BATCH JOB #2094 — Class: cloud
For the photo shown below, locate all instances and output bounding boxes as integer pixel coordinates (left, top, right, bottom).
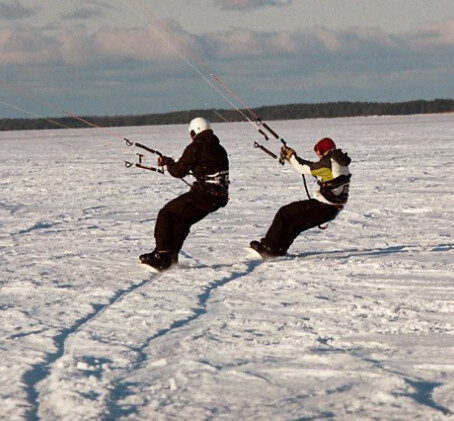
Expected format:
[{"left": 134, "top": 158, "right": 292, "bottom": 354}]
[
  {"left": 406, "top": 19, "right": 454, "bottom": 49},
  {"left": 0, "top": 1, "right": 39, "bottom": 20},
  {"left": 1, "top": 18, "right": 452, "bottom": 116},
  {"left": 61, "top": 2, "right": 115, "bottom": 21},
  {"left": 90, "top": 0, "right": 115, "bottom": 8},
  {"left": 61, "top": 7, "right": 105, "bottom": 21},
  {"left": 203, "top": 26, "right": 402, "bottom": 61},
  {"left": 1, "top": 19, "right": 453, "bottom": 69},
  {"left": 0, "top": 27, "right": 60, "bottom": 65},
  {"left": 0, "top": 21, "right": 202, "bottom": 67},
  {"left": 216, "top": 0, "right": 292, "bottom": 11}
]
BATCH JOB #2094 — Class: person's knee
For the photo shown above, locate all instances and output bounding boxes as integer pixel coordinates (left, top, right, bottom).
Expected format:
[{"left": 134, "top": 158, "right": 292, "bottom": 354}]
[
  {"left": 158, "top": 204, "right": 177, "bottom": 222},
  {"left": 276, "top": 205, "right": 292, "bottom": 221}
]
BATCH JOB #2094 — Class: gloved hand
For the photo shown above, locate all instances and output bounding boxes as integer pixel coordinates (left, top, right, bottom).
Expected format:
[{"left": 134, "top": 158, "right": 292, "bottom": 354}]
[
  {"left": 280, "top": 145, "right": 295, "bottom": 162},
  {"left": 157, "top": 156, "right": 173, "bottom": 167}
]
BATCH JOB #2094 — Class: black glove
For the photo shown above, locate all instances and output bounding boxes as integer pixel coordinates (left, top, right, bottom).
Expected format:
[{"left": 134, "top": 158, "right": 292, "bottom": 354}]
[
  {"left": 279, "top": 146, "right": 295, "bottom": 162},
  {"left": 157, "top": 156, "right": 174, "bottom": 167},
  {"left": 297, "top": 157, "right": 311, "bottom": 166}
]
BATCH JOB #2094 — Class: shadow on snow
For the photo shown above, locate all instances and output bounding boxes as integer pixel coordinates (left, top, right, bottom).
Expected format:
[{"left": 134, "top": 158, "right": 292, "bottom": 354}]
[{"left": 104, "top": 259, "right": 262, "bottom": 419}]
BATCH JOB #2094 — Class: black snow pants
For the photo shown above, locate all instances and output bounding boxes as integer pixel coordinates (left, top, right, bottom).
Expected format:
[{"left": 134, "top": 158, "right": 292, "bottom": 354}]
[
  {"left": 154, "top": 189, "right": 228, "bottom": 256},
  {"left": 262, "top": 199, "right": 340, "bottom": 254}
]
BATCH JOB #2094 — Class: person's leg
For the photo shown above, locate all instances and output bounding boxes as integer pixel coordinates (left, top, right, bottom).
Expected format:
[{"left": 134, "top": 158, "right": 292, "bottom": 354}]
[
  {"left": 154, "top": 192, "right": 191, "bottom": 251},
  {"left": 157, "top": 191, "right": 219, "bottom": 258},
  {"left": 170, "top": 206, "right": 211, "bottom": 258},
  {"left": 261, "top": 199, "right": 339, "bottom": 254},
  {"left": 139, "top": 193, "right": 192, "bottom": 270},
  {"left": 142, "top": 191, "right": 225, "bottom": 269}
]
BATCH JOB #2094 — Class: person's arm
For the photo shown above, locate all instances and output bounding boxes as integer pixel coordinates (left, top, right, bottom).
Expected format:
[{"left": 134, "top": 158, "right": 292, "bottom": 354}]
[
  {"left": 161, "top": 143, "right": 196, "bottom": 178},
  {"left": 291, "top": 155, "right": 333, "bottom": 182},
  {"left": 288, "top": 154, "right": 313, "bottom": 175},
  {"left": 281, "top": 145, "right": 332, "bottom": 180}
]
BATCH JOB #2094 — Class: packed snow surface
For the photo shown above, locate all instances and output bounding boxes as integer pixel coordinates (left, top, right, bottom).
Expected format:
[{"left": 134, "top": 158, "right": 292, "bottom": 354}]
[{"left": 1, "top": 114, "right": 453, "bottom": 420}]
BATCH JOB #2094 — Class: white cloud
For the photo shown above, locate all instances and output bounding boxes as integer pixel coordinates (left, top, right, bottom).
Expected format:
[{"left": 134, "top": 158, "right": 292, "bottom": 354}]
[
  {"left": 60, "top": 2, "right": 115, "bottom": 21},
  {"left": 406, "top": 19, "right": 454, "bottom": 49},
  {"left": 0, "top": 1, "right": 39, "bottom": 20},
  {"left": 1, "top": 19, "right": 453, "bottom": 68},
  {"left": 0, "top": 21, "right": 202, "bottom": 66},
  {"left": 216, "top": 0, "right": 292, "bottom": 11},
  {"left": 0, "top": 27, "right": 59, "bottom": 65},
  {"left": 204, "top": 26, "right": 404, "bottom": 60},
  {"left": 1, "top": 18, "right": 452, "bottom": 117},
  {"left": 61, "top": 7, "right": 105, "bottom": 21}
]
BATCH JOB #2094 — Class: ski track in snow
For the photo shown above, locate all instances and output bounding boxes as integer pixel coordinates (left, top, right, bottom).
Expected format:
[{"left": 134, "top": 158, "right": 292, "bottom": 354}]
[
  {"left": 23, "top": 256, "right": 263, "bottom": 420},
  {"left": 1, "top": 115, "right": 454, "bottom": 420},
  {"left": 104, "top": 258, "right": 263, "bottom": 419},
  {"left": 22, "top": 275, "right": 153, "bottom": 421}
]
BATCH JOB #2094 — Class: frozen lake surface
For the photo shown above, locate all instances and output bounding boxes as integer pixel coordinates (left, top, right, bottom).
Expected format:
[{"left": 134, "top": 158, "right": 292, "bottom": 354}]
[{"left": 1, "top": 114, "right": 454, "bottom": 420}]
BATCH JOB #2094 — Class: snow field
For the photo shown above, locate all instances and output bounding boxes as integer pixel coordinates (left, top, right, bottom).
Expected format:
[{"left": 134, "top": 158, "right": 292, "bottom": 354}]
[{"left": 1, "top": 114, "right": 453, "bottom": 420}]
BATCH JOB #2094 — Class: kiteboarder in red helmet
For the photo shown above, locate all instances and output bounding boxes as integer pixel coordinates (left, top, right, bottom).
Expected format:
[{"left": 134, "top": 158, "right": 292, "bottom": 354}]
[{"left": 250, "top": 137, "right": 351, "bottom": 258}]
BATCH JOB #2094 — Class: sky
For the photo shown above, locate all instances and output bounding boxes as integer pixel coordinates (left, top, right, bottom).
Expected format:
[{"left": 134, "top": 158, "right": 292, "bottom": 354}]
[{"left": 0, "top": 0, "right": 453, "bottom": 119}]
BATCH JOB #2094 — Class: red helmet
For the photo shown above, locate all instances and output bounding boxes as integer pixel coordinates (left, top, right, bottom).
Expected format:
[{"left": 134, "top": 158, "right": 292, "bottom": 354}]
[{"left": 314, "top": 137, "right": 336, "bottom": 155}]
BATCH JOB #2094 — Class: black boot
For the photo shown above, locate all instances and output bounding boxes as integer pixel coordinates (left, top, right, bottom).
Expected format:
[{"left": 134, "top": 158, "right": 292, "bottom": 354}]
[
  {"left": 139, "top": 250, "right": 173, "bottom": 271},
  {"left": 250, "top": 240, "right": 285, "bottom": 259},
  {"left": 170, "top": 252, "right": 179, "bottom": 265},
  {"left": 249, "top": 240, "right": 276, "bottom": 259}
]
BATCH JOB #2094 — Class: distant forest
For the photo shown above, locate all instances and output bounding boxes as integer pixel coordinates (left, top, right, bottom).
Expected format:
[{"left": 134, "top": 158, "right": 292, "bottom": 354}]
[{"left": 0, "top": 99, "right": 453, "bottom": 131}]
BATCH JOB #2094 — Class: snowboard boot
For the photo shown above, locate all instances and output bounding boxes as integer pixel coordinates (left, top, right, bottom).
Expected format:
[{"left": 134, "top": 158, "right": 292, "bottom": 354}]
[
  {"left": 139, "top": 250, "right": 173, "bottom": 271},
  {"left": 249, "top": 240, "right": 283, "bottom": 259},
  {"left": 170, "top": 252, "right": 179, "bottom": 265}
]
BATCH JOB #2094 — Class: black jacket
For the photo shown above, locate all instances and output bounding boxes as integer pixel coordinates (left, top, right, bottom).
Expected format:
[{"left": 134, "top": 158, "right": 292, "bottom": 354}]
[{"left": 164, "top": 130, "right": 229, "bottom": 196}]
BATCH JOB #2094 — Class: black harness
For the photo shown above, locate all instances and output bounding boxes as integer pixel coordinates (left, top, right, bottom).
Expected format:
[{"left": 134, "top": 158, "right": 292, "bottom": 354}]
[
  {"left": 318, "top": 174, "right": 351, "bottom": 205},
  {"left": 198, "top": 170, "right": 230, "bottom": 189}
]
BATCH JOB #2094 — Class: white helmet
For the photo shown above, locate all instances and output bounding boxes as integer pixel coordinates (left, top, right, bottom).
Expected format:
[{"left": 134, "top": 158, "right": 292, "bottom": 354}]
[{"left": 188, "top": 117, "right": 210, "bottom": 138}]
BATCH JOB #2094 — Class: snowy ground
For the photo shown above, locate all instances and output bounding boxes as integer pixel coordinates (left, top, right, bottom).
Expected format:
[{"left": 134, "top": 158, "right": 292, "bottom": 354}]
[{"left": 1, "top": 114, "right": 453, "bottom": 420}]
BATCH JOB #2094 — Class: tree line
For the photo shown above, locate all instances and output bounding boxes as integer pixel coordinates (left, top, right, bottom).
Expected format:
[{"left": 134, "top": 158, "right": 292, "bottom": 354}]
[{"left": 1, "top": 98, "right": 453, "bottom": 132}]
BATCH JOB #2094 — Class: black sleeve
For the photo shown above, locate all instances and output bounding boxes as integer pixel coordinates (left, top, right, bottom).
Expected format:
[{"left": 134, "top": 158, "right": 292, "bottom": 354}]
[
  {"left": 166, "top": 143, "right": 197, "bottom": 178},
  {"left": 294, "top": 155, "right": 312, "bottom": 166}
]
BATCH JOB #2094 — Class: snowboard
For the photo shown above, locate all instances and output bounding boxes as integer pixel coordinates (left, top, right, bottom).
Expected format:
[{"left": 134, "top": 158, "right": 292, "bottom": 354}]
[
  {"left": 139, "top": 261, "right": 160, "bottom": 273},
  {"left": 244, "top": 246, "right": 265, "bottom": 260}
]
